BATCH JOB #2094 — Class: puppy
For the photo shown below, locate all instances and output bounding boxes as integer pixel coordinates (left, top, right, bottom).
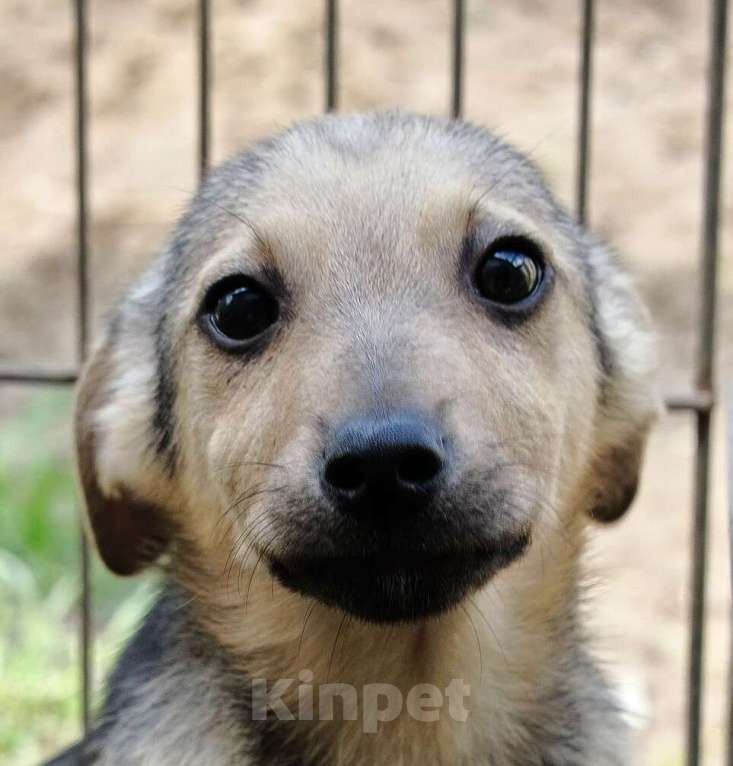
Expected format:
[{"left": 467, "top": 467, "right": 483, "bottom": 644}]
[{"left": 51, "top": 112, "right": 658, "bottom": 766}]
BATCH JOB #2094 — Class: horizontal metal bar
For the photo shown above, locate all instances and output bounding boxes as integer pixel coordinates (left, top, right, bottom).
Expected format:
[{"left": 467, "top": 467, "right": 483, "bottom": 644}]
[
  {"left": 0, "top": 373, "right": 718, "bottom": 414},
  {"left": 0, "top": 369, "right": 79, "bottom": 385},
  {"left": 666, "top": 391, "right": 716, "bottom": 413}
]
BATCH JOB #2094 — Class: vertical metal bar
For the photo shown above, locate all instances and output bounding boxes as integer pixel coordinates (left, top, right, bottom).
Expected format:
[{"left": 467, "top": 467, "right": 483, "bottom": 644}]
[
  {"left": 73, "top": 0, "right": 92, "bottom": 734},
  {"left": 325, "top": 0, "right": 338, "bottom": 111},
  {"left": 689, "top": 412, "right": 712, "bottom": 766},
  {"left": 450, "top": 0, "right": 465, "bottom": 119},
  {"left": 696, "top": 0, "right": 727, "bottom": 394},
  {"left": 687, "top": 1, "right": 728, "bottom": 764},
  {"left": 198, "top": 0, "right": 211, "bottom": 179},
  {"left": 727, "top": 388, "right": 733, "bottom": 766},
  {"left": 575, "top": 0, "right": 594, "bottom": 225}
]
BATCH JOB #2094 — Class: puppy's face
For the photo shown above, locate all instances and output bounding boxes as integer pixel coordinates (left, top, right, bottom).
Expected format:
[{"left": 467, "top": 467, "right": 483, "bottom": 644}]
[{"left": 76, "top": 115, "right": 658, "bottom": 623}]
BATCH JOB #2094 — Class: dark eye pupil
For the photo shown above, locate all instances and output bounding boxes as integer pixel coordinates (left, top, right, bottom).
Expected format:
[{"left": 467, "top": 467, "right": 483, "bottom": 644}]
[
  {"left": 476, "top": 248, "right": 541, "bottom": 305},
  {"left": 212, "top": 285, "right": 279, "bottom": 341}
]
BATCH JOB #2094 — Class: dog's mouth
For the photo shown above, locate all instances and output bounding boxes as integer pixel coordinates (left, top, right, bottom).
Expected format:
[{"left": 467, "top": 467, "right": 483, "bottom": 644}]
[{"left": 268, "top": 533, "right": 530, "bottom": 623}]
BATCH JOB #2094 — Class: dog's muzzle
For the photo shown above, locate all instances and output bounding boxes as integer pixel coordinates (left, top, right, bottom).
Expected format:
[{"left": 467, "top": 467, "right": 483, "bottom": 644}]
[{"left": 268, "top": 409, "right": 530, "bottom": 623}]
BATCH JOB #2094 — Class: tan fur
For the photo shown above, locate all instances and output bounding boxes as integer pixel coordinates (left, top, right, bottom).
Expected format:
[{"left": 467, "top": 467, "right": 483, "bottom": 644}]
[{"left": 66, "top": 113, "right": 659, "bottom": 766}]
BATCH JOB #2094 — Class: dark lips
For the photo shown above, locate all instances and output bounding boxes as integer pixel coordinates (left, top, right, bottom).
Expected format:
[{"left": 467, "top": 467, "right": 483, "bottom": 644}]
[{"left": 268, "top": 533, "right": 530, "bottom": 623}]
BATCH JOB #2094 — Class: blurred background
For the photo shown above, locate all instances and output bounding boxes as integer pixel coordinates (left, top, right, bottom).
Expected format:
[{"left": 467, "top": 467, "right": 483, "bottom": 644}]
[{"left": 1, "top": 0, "right": 731, "bottom": 763}]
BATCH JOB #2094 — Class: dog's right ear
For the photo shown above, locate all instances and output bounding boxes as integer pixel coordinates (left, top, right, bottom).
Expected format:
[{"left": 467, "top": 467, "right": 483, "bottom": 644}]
[
  {"left": 579, "top": 236, "right": 661, "bottom": 524},
  {"left": 75, "top": 292, "right": 176, "bottom": 576}
]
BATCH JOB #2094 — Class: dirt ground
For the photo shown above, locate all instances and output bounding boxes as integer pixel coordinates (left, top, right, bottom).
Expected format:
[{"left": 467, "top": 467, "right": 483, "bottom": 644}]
[{"left": 2, "top": 0, "right": 732, "bottom": 763}]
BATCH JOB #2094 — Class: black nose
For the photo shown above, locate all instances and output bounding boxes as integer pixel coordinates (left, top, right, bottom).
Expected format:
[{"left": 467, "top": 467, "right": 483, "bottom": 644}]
[{"left": 322, "top": 411, "right": 448, "bottom": 517}]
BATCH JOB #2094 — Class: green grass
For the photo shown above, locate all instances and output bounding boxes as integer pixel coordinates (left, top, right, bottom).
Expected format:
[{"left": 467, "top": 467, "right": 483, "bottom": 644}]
[{"left": 0, "top": 391, "right": 157, "bottom": 764}]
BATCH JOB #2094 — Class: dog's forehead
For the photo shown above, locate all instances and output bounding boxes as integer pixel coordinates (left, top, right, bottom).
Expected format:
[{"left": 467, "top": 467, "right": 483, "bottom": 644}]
[
  {"left": 183, "top": 115, "right": 574, "bottom": 291},
  {"left": 250, "top": 148, "right": 472, "bottom": 275},
  {"left": 259, "top": 120, "right": 547, "bottom": 229}
]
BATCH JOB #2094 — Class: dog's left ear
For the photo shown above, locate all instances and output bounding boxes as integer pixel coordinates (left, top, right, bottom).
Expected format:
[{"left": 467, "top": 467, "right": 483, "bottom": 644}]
[{"left": 580, "top": 237, "right": 661, "bottom": 524}]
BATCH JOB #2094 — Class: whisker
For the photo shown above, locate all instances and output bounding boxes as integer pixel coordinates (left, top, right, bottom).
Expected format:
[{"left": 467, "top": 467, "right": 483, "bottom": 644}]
[
  {"left": 242, "top": 537, "right": 274, "bottom": 613},
  {"left": 224, "top": 509, "right": 277, "bottom": 588},
  {"left": 467, "top": 595, "right": 507, "bottom": 667},
  {"left": 296, "top": 600, "right": 318, "bottom": 660},
  {"left": 221, "top": 486, "right": 289, "bottom": 549},
  {"left": 222, "top": 505, "right": 272, "bottom": 579},
  {"left": 215, "top": 482, "right": 267, "bottom": 536},
  {"left": 210, "top": 460, "right": 288, "bottom": 476},
  {"left": 327, "top": 614, "right": 349, "bottom": 682}
]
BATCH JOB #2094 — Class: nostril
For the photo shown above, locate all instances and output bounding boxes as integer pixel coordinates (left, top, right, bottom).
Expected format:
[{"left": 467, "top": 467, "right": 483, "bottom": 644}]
[
  {"left": 325, "top": 455, "right": 366, "bottom": 493},
  {"left": 396, "top": 447, "right": 443, "bottom": 486}
]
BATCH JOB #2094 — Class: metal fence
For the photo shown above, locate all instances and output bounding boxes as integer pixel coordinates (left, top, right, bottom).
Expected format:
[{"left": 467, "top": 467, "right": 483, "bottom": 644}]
[{"left": 0, "top": 1, "right": 728, "bottom": 764}]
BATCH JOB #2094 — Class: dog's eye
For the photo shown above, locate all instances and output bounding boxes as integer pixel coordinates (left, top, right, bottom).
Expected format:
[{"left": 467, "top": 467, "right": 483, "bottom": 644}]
[
  {"left": 474, "top": 238, "right": 544, "bottom": 306},
  {"left": 203, "top": 277, "right": 279, "bottom": 346}
]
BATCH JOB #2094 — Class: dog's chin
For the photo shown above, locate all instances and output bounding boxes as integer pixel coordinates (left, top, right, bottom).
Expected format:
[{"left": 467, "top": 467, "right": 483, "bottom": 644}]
[{"left": 268, "top": 534, "right": 530, "bottom": 623}]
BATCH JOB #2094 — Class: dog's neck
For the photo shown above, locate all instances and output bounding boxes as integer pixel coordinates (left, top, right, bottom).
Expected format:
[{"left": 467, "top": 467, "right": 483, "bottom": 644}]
[{"left": 169, "top": 513, "right": 622, "bottom": 765}]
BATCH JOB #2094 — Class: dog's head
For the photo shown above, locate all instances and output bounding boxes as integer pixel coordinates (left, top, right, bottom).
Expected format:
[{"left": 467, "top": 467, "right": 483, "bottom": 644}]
[{"left": 75, "top": 113, "right": 658, "bottom": 623}]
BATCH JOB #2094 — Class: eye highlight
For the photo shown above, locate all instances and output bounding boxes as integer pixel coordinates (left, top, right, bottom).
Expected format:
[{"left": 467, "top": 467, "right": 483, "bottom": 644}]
[
  {"left": 200, "top": 276, "right": 279, "bottom": 349},
  {"left": 474, "top": 237, "right": 545, "bottom": 307}
]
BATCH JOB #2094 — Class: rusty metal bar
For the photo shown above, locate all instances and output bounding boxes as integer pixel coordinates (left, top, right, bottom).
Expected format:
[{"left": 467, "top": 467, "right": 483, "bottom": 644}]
[
  {"left": 325, "top": 0, "right": 338, "bottom": 111},
  {"left": 198, "top": 0, "right": 210, "bottom": 179},
  {"left": 451, "top": 0, "right": 465, "bottom": 119},
  {"left": 687, "top": 0, "right": 728, "bottom": 763},
  {"left": 576, "top": 0, "right": 594, "bottom": 224},
  {"left": 73, "top": 0, "right": 92, "bottom": 734},
  {"left": 727, "top": 388, "right": 733, "bottom": 765}
]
